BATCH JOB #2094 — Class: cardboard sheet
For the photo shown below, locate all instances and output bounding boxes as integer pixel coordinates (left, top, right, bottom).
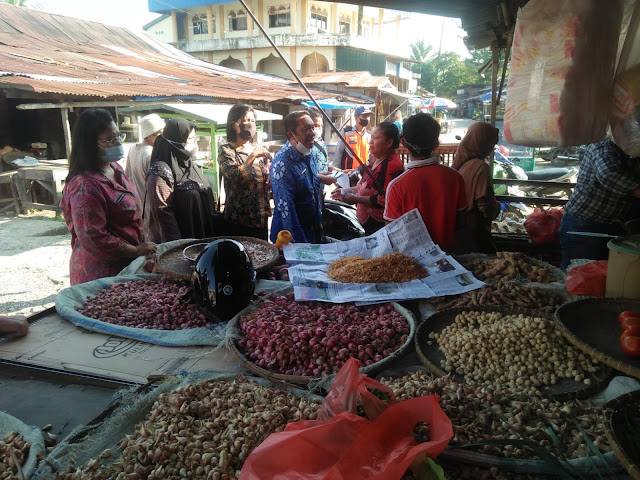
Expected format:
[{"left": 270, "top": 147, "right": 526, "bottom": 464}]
[{"left": 0, "top": 311, "right": 243, "bottom": 384}]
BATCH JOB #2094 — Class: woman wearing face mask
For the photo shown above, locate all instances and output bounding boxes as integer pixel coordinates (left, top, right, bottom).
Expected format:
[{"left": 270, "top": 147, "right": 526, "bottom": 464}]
[
  {"left": 145, "top": 118, "right": 216, "bottom": 243},
  {"left": 60, "top": 108, "right": 156, "bottom": 285},
  {"left": 332, "top": 122, "right": 404, "bottom": 235},
  {"left": 217, "top": 104, "right": 272, "bottom": 240}
]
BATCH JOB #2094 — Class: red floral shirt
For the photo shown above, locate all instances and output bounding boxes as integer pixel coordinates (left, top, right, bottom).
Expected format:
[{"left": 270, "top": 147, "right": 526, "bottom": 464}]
[
  {"left": 355, "top": 153, "right": 405, "bottom": 225},
  {"left": 60, "top": 163, "right": 144, "bottom": 285}
]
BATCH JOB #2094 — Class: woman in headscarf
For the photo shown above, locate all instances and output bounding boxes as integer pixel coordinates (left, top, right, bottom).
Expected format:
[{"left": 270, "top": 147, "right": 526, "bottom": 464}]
[
  {"left": 452, "top": 121, "right": 501, "bottom": 253},
  {"left": 145, "top": 118, "right": 215, "bottom": 243},
  {"left": 61, "top": 108, "right": 156, "bottom": 285},
  {"left": 217, "top": 104, "right": 272, "bottom": 240},
  {"left": 332, "top": 122, "right": 404, "bottom": 235}
]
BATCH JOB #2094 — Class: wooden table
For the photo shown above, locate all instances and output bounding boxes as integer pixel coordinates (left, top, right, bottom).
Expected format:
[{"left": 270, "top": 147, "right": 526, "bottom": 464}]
[{"left": 14, "top": 164, "right": 68, "bottom": 214}]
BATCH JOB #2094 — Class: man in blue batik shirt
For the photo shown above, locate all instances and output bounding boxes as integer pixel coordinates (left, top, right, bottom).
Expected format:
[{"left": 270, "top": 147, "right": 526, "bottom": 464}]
[{"left": 270, "top": 111, "right": 323, "bottom": 243}]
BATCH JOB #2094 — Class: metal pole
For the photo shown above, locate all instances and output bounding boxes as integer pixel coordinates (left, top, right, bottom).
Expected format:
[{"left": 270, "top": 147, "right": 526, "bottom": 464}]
[{"left": 238, "top": 0, "right": 383, "bottom": 193}]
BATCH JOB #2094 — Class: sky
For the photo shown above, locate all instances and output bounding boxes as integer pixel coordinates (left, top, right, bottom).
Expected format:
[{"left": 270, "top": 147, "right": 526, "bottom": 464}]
[{"left": 30, "top": 0, "right": 470, "bottom": 58}]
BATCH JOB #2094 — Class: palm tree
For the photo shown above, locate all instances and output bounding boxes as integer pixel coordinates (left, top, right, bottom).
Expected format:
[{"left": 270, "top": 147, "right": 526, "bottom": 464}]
[{"left": 410, "top": 40, "right": 434, "bottom": 63}]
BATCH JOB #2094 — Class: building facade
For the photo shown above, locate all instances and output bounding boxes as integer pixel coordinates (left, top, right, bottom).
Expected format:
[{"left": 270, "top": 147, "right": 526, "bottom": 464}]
[{"left": 145, "top": 0, "right": 417, "bottom": 92}]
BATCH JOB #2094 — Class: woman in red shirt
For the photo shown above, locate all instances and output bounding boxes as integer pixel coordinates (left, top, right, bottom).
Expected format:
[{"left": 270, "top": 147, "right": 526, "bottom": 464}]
[
  {"left": 332, "top": 122, "right": 404, "bottom": 235},
  {"left": 60, "top": 109, "right": 156, "bottom": 285}
]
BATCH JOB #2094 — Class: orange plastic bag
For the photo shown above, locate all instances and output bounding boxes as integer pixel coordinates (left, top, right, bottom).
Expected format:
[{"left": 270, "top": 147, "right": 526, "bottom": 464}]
[
  {"left": 524, "top": 208, "right": 564, "bottom": 243},
  {"left": 318, "top": 357, "right": 396, "bottom": 421},
  {"left": 565, "top": 260, "right": 608, "bottom": 296},
  {"left": 239, "top": 396, "right": 453, "bottom": 480}
]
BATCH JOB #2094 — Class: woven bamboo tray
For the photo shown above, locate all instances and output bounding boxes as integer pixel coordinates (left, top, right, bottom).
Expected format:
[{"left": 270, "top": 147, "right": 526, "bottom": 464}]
[
  {"left": 604, "top": 389, "right": 640, "bottom": 480},
  {"left": 229, "top": 302, "right": 416, "bottom": 388},
  {"left": 555, "top": 298, "right": 640, "bottom": 379},
  {"left": 155, "top": 236, "right": 279, "bottom": 280},
  {"left": 415, "top": 305, "right": 613, "bottom": 401},
  {"left": 454, "top": 252, "right": 566, "bottom": 285}
]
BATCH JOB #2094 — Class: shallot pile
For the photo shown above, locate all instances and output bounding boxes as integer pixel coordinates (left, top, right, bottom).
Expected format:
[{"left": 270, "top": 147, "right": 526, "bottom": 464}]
[
  {"left": 53, "top": 376, "right": 321, "bottom": 480},
  {"left": 236, "top": 293, "right": 410, "bottom": 376},
  {"left": 0, "top": 431, "right": 30, "bottom": 480},
  {"left": 76, "top": 278, "right": 212, "bottom": 330}
]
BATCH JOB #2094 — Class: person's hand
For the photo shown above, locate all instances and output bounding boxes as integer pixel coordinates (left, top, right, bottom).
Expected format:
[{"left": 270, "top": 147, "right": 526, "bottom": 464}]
[
  {"left": 342, "top": 194, "right": 357, "bottom": 205},
  {"left": 331, "top": 189, "right": 344, "bottom": 201},
  {"left": 0, "top": 315, "right": 28, "bottom": 337},
  {"left": 135, "top": 242, "right": 157, "bottom": 257}
]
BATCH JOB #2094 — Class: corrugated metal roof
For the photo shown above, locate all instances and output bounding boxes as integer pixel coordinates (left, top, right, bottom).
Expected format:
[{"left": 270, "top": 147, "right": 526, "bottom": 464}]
[
  {"left": 298, "top": 71, "right": 394, "bottom": 89},
  {"left": 0, "top": 3, "right": 361, "bottom": 105}
]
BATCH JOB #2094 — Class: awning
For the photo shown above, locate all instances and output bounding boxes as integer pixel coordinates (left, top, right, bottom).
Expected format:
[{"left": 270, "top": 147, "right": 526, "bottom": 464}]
[
  {"left": 301, "top": 98, "right": 375, "bottom": 110},
  {"left": 118, "top": 103, "right": 282, "bottom": 124},
  {"left": 378, "top": 87, "right": 421, "bottom": 104},
  {"left": 479, "top": 90, "right": 507, "bottom": 102}
]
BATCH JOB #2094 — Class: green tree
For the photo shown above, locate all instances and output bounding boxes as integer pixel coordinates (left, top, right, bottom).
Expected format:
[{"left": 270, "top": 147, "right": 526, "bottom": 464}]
[
  {"left": 1, "top": 0, "right": 27, "bottom": 4},
  {"left": 410, "top": 40, "right": 434, "bottom": 63}
]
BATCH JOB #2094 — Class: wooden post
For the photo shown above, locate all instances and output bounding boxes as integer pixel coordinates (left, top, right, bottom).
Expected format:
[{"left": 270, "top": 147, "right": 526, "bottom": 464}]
[
  {"left": 61, "top": 107, "right": 72, "bottom": 160},
  {"left": 490, "top": 42, "right": 498, "bottom": 127}
]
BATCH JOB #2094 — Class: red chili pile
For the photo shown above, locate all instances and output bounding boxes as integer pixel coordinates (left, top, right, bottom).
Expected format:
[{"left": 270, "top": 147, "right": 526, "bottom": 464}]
[
  {"left": 76, "top": 278, "right": 212, "bottom": 330},
  {"left": 236, "top": 293, "right": 410, "bottom": 376}
]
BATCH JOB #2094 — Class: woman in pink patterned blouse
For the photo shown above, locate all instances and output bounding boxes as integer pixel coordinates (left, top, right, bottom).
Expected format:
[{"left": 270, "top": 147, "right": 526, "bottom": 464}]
[{"left": 60, "top": 109, "right": 156, "bottom": 285}]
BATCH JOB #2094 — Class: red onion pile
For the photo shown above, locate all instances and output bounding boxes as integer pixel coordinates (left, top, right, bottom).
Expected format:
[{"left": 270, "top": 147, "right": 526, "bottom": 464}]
[
  {"left": 236, "top": 293, "right": 410, "bottom": 376},
  {"left": 76, "top": 278, "right": 212, "bottom": 330}
]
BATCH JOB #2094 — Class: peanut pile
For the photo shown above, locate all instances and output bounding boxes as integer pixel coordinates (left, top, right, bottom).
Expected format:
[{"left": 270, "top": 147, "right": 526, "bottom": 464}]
[
  {"left": 0, "top": 431, "right": 30, "bottom": 480},
  {"left": 54, "top": 376, "right": 321, "bottom": 480},
  {"left": 429, "top": 280, "right": 565, "bottom": 312},
  {"left": 429, "top": 311, "right": 599, "bottom": 395}
]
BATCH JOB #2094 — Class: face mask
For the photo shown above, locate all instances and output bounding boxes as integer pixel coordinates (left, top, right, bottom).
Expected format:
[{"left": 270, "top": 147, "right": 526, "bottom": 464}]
[
  {"left": 294, "top": 137, "right": 312, "bottom": 156},
  {"left": 184, "top": 142, "right": 199, "bottom": 157},
  {"left": 237, "top": 122, "right": 256, "bottom": 141},
  {"left": 99, "top": 144, "right": 124, "bottom": 162},
  {"left": 313, "top": 127, "right": 323, "bottom": 142},
  {"left": 359, "top": 118, "right": 369, "bottom": 127}
]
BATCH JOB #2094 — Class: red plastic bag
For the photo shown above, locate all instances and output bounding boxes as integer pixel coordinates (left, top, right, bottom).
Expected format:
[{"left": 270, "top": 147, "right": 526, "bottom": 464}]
[
  {"left": 318, "top": 358, "right": 396, "bottom": 421},
  {"left": 565, "top": 260, "right": 608, "bottom": 296},
  {"left": 239, "top": 396, "right": 453, "bottom": 480},
  {"left": 524, "top": 208, "right": 564, "bottom": 243}
]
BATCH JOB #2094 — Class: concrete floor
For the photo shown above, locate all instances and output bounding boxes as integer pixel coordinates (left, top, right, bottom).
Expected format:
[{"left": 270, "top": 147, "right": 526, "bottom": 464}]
[{"left": 0, "top": 369, "right": 122, "bottom": 441}]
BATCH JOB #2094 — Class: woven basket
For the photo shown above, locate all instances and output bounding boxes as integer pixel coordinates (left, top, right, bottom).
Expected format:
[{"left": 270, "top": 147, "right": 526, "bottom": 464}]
[
  {"left": 155, "top": 236, "right": 279, "bottom": 280},
  {"left": 604, "top": 389, "right": 640, "bottom": 480},
  {"left": 555, "top": 298, "right": 640, "bottom": 379},
  {"left": 454, "top": 252, "right": 566, "bottom": 285},
  {"left": 229, "top": 302, "right": 416, "bottom": 388},
  {"left": 415, "top": 305, "right": 613, "bottom": 401}
]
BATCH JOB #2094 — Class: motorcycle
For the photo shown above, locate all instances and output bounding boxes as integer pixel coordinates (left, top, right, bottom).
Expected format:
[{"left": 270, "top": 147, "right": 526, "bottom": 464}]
[
  {"left": 537, "top": 145, "right": 587, "bottom": 167},
  {"left": 322, "top": 198, "right": 365, "bottom": 241}
]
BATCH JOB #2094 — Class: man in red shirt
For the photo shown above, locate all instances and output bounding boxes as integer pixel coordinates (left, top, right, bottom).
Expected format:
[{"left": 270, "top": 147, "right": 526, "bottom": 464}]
[{"left": 384, "top": 113, "right": 467, "bottom": 252}]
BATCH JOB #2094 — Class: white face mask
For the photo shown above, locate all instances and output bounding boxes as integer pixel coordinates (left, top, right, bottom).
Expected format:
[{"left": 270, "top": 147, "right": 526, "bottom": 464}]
[
  {"left": 295, "top": 140, "right": 312, "bottom": 156},
  {"left": 184, "top": 142, "right": 199, "bottom": 157},
  {"left": 313, "top": 127, "right": 323, "bottom": 142}
]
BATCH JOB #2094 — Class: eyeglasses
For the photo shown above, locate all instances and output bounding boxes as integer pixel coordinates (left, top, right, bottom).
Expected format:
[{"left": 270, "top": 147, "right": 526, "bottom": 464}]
[{"left": 99, "top": 132, "right": 126, "bottom": 146}]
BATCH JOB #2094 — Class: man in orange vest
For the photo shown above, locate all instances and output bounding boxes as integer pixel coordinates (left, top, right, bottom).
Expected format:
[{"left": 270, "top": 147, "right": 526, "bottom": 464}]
[{"left": 332, "top": 105, "right": 373, "bottom": 173}]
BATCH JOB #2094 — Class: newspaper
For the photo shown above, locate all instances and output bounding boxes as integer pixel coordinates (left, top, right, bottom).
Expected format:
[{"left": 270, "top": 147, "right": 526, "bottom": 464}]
[{"left": 283, "top": 208, "right": 483, "bottom": 303}]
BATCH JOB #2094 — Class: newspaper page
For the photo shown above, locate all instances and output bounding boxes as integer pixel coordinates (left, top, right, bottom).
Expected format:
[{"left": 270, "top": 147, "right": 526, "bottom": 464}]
[{"left": 283, "top": 209, "right": 483, "bottom": 303}]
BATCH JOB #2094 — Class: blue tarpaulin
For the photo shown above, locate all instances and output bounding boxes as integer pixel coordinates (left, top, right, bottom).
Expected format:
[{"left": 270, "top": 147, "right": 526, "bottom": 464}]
[
  {"left": 479, "top": 90, "right": 507, "bottom": 102},
  {"left": 301, "top": 99, "right": 375, "bottom": 110}
]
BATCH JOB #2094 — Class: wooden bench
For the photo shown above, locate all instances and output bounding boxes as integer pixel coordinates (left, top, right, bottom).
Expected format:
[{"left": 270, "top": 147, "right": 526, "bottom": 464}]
[
  {"left": 396, "top": 143, "right": 459, "bottom": 167},
  {"left": 0, "top": 171, "right": 21, "bottom": 215},
  {"left": 14, "top": 165, "right": 68, "bottom": 214}
]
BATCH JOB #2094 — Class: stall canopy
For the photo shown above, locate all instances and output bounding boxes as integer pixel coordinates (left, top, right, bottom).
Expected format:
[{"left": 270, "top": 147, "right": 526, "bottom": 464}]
[
  {"left": 118, "top": 103, "right": 282, "bottom": 124},
  {"left": 479, "top": 90, "right": 508, "bottom": 102},
  {"left": 301, "top": 99, "right": 375, "bottom": 110}
]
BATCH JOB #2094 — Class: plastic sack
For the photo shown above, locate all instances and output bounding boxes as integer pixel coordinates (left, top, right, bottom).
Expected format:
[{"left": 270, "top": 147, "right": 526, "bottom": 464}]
[
  {"left": 239, "top": 396, "right": 453, "bottom": 480},
  {"left": 565, "top": 260, "right": 608, "bottom": 296},
  {"left": 523, "top": 208, "right": 564, "bottom": 243},
  {"left": 318, "top": 358, "right": 396, "bottom": 421},
  {"left": 504, "top": 0, "right": 623, "bottom": 146}
]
